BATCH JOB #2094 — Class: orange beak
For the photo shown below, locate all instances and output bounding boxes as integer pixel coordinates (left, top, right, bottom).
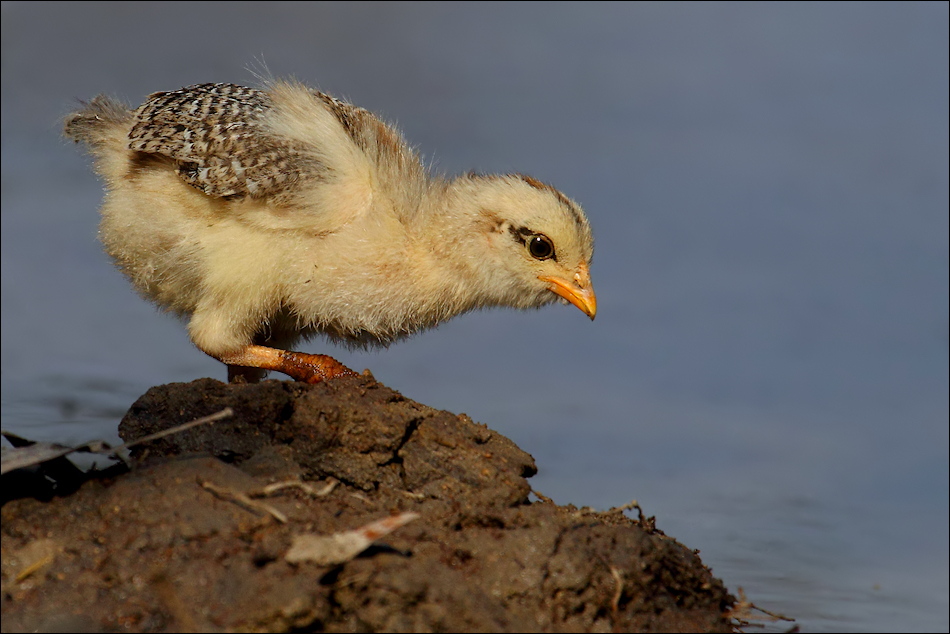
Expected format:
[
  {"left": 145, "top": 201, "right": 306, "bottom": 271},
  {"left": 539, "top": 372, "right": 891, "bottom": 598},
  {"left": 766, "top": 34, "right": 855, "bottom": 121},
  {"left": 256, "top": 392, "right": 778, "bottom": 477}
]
[{"left": 539, "top": 263, "right": 597, "bottom": 320}]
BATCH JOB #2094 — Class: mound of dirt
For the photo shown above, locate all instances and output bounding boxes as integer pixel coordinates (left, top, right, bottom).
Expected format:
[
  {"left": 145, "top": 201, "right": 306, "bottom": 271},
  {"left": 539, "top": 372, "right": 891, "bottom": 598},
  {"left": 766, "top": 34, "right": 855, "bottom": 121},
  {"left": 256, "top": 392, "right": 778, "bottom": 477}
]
[{"left": 1, "top": 375, "right": 734, "bottom": 632}]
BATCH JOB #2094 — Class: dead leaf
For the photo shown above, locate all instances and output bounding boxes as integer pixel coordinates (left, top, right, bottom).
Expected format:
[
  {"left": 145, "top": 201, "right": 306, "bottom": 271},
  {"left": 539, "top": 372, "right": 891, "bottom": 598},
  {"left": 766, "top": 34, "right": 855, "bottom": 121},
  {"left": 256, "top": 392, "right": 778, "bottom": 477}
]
[{"left": 286, "top": 512, "right": 419, "bottom": 565}]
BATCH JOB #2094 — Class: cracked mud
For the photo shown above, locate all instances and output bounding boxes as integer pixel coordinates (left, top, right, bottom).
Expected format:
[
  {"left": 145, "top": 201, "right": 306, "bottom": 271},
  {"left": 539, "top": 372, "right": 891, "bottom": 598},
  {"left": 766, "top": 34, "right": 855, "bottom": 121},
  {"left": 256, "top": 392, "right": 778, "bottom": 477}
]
[{"left": 1, "top": 375, "right": 735, "bottom": 632}]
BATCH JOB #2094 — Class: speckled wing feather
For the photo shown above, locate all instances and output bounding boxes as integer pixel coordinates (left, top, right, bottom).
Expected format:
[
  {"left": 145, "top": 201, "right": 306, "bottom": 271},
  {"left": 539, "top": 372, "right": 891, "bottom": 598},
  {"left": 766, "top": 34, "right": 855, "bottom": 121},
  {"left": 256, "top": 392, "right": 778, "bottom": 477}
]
[{"left": 128, "top": 83, "right": 318, "bottom": 200}]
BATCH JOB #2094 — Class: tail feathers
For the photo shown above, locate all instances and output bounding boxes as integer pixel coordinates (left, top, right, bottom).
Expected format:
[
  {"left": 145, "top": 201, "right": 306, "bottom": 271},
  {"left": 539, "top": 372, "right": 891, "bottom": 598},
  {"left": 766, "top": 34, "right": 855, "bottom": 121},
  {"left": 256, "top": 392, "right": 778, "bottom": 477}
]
[{"left": 64, "top": 95, "right": 132, "bottom": 146}]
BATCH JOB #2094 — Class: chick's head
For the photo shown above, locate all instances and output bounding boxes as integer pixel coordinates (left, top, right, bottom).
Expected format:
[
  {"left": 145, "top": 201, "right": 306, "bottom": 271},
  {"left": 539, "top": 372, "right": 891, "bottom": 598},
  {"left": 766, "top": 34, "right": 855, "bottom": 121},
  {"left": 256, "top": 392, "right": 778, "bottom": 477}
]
[{"left": 453, "top": 174, "right": 596, "bottom": 318}]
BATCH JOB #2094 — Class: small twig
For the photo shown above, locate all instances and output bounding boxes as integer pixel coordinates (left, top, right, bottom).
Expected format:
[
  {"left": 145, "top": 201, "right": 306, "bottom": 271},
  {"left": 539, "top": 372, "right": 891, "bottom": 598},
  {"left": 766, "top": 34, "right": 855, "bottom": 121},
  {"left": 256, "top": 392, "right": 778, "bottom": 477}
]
[
  {"left": 247, "top": 477, "right": 338, "bottom": 499},
  {"left": 116, "top": 408, "right": 233, "bottom": 452},
  {"left": 753, "top": 604, "right": 795, "bottom": 622},
  {"left": 15, "top": 554, "right": 55, "bottom": 582},
  {"left": 742, "top": 587, "right": 794, "bottom": 622},
  {"left": 200, "top": 479, "right": 287, "bottom": 523},
  {"left": 615, "top": 499, "right": 640, "bottom": 513},
  {"left": 609, "top": 566, "right": 624, "bottom": 614},
  {"left": 348, "top": 491, "right": 372, "bottom": 504},
  {"left": 531, "top": 489, "right": 554, "bottom": 504},
  {"left": 315, "top": 478, "right": 340, "bottom": 497},
  {"left": 616, "top": 499, "right": 658, "bottom": 533},
  {"left": 2, "top": 409, "right": 232, "bottom": 475},
  {"left": 727, "top": 587, "right": 796, "bottom": 628}
]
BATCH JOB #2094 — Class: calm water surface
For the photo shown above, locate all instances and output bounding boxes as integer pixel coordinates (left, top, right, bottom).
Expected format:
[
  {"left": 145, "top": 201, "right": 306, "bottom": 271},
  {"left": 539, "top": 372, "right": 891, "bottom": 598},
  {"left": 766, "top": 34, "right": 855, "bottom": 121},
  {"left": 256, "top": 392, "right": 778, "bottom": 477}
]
[{"left": 2, "top": 4, "right": 947, "bottom": 631}]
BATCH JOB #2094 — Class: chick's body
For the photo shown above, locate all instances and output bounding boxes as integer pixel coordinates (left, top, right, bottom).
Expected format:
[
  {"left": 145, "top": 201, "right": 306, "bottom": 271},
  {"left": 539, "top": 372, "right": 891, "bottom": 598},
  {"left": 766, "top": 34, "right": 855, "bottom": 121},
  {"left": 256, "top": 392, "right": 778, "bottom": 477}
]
[{"left": 66, "top": 81, "right": 595, "bottom": 382}]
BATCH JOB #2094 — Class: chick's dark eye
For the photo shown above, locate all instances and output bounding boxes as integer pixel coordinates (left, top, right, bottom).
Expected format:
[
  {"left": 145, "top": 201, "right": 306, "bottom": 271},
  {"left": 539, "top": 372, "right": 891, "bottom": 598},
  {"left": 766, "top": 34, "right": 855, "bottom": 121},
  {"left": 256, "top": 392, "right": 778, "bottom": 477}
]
[{"left": 528, "top": 235, "right": 554, "bottom": 260}]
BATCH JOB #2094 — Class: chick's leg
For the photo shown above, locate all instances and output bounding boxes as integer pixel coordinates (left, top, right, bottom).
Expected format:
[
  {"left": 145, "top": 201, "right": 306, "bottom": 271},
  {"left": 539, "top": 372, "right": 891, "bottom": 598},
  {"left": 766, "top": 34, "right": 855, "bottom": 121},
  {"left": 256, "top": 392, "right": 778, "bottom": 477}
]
[
  {"left": 189, "top": 305, "right": 356, "bottom": 384},
  {"left": 219, "top": 345, "right": 358, "bottom": 384}
]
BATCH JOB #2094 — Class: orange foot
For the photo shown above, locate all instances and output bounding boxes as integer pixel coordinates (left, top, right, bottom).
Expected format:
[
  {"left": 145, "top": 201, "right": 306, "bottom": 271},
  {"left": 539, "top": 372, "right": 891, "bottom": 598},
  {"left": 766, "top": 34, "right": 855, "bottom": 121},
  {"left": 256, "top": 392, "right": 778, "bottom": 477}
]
[{"left": 219, "top": 345, "right": 358, "bottom": 384}]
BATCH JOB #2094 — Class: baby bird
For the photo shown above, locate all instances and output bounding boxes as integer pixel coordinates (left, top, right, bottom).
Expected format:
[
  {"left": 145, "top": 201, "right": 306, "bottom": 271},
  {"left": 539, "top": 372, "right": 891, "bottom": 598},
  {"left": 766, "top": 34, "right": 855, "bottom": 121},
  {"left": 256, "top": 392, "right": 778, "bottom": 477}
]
[{"left": 65, "top": 81, "right": 595, "bottom": 383}]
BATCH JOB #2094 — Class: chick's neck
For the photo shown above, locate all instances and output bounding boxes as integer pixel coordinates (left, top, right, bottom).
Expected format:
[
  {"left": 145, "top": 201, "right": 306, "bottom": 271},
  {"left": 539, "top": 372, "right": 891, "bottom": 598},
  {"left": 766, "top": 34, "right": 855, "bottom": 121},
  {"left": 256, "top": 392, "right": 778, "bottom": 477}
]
[{"left": 403, "top": 178, "right": 518, "bottom": 315}]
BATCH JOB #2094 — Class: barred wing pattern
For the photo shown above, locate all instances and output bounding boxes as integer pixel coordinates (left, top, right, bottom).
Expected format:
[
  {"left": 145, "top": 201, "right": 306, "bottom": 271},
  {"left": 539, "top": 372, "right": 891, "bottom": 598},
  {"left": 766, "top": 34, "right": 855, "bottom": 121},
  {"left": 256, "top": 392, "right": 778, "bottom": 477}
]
[{"left": 128, "top": 83, "right": 316, "bottom": 200}]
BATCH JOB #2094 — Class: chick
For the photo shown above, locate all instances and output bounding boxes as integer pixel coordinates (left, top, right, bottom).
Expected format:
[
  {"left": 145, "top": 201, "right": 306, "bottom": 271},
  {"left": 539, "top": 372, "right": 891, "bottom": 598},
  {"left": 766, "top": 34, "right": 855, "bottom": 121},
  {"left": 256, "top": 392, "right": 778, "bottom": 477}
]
[{"left": 65, "top": 81, "right": 596, "bottom": 383}]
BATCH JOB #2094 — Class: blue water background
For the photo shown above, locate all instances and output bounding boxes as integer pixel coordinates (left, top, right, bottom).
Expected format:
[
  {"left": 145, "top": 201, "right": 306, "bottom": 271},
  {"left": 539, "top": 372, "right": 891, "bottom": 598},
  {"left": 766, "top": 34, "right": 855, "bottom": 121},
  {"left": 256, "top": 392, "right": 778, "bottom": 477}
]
[{"left": 2, "top": 3, "right": 947, "bottom": 631}]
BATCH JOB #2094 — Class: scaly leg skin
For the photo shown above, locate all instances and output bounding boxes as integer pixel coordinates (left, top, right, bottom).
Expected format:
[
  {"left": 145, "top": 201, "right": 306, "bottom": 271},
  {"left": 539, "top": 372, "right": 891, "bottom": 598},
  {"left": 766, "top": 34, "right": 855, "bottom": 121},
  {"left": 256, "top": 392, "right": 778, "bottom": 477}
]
[{"left": 219, "top": 345, "right": 358, "bottom": 384}]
